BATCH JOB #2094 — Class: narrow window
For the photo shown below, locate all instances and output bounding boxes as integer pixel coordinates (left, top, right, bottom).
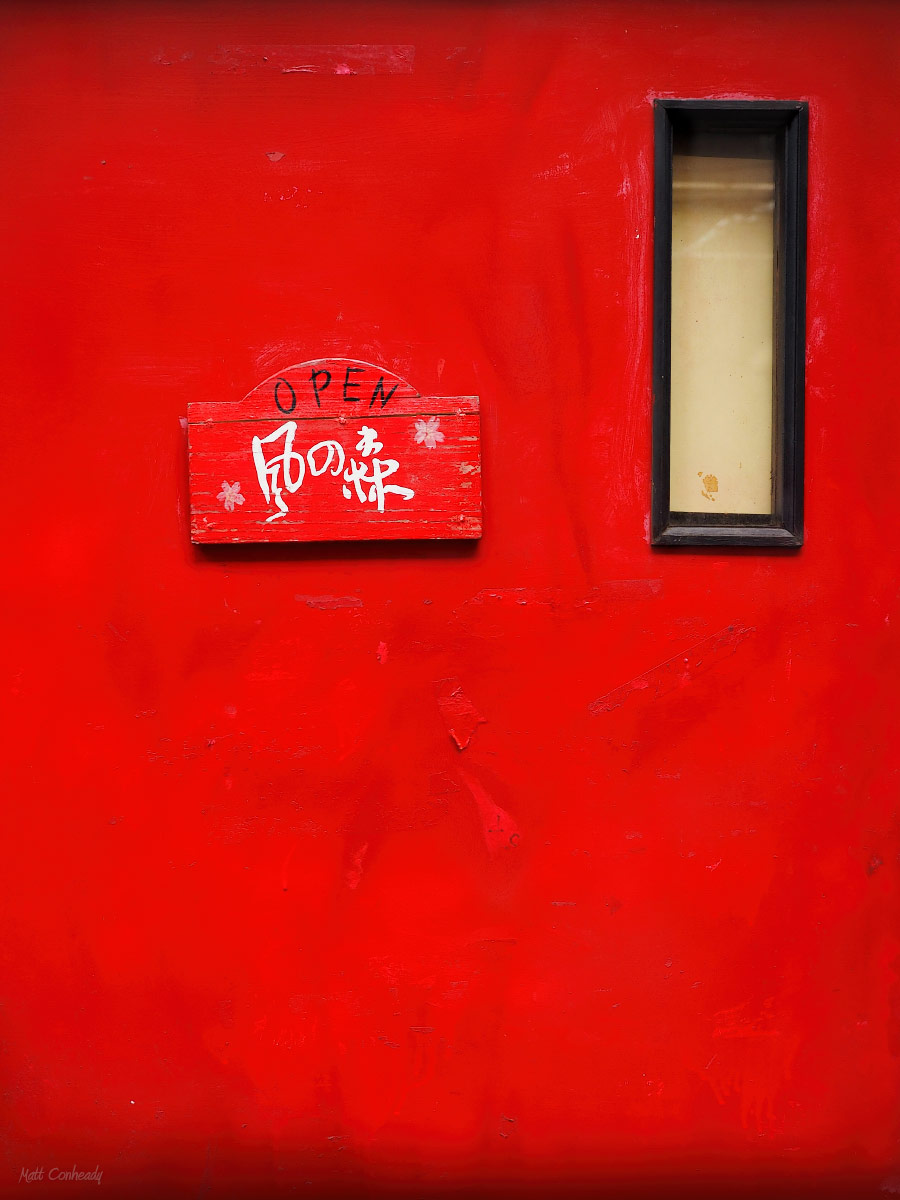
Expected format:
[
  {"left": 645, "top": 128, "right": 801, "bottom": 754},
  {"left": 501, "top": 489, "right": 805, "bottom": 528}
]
[{"left": 652, "top": 100, "right": 807, "bottom": 546}]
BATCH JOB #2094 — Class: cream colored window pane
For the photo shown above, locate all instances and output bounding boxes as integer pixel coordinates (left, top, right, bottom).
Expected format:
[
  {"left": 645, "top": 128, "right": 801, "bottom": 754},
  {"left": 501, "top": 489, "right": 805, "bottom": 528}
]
[{"left": 669, "top": 136, "right": 776, "bottom": 515}]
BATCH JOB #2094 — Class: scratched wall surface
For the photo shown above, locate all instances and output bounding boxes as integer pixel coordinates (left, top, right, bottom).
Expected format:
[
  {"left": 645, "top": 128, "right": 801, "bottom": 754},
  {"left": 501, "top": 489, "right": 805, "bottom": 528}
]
[{"left": 2, "top": 2, "right": 899, "bottom": 1197}]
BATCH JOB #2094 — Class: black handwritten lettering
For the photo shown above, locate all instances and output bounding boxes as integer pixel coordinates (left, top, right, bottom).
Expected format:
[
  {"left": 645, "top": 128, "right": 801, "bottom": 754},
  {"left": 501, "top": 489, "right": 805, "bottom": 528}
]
[
  {"left": 310, "top": 368, "right": 331, "bottom": 407},
  {"left": 274, "top": 378, "right": 296, "bottom": 415},
  {"left": 370, "top": 376, "right": 399, "bottom": 408},
  {"left": 343, "top": 366, "right": 364, "bottom": 401}
]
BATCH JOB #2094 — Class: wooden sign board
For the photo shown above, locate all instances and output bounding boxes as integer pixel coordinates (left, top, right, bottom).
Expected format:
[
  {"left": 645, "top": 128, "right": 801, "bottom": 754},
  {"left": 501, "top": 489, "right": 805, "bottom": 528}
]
[{"left": 188, "top": 359, "right": 482, "bottom": 543}]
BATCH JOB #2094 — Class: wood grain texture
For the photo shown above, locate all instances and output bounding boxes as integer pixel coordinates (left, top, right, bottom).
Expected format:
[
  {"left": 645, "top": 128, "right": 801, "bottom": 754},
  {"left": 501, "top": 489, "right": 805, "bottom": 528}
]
[{"left": 188, "top": 359, "right": 481, "bottom": 542}]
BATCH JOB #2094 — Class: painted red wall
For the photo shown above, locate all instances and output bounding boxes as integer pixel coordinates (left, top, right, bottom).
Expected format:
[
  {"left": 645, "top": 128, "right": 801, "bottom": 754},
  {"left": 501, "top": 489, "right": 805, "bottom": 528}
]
[{"left": 2, "top": 2, "right": 899, "bottom": 1196}]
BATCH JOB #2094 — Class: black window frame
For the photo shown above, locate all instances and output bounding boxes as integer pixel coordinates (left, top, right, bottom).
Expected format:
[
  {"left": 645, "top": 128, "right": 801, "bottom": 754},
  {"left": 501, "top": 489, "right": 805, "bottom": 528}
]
[{"left": 651, "top": 99, "right": 808, "bottom": 548}]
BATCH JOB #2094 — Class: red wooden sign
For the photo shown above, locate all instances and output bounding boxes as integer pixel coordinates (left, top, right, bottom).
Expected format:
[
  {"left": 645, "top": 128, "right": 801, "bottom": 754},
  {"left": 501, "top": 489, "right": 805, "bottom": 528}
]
[{"left": 188, "top": 359, "right": 481, "bottom": 543}]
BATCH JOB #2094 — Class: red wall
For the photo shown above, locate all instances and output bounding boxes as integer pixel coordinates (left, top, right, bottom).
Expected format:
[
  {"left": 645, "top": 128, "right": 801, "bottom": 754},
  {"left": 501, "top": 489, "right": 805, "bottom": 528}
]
[{"left": 3, "top": 2, "right": 900, "bottom": 1196}]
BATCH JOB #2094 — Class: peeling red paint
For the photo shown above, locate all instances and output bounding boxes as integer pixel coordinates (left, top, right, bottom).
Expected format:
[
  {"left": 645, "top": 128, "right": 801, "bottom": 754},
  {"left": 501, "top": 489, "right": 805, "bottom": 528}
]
[
  {"left": 345, "top": 842, "right": 369, "bottom": 890},
  {"left": 465, "top": 580, "right": 663, "bottom": 611},
  {"left": 435, "top": 677, "right": 486, "bottom": 750},
  {"left": 294, "top": 594, "right": 363, "bottom": 610},
  {"left": 209, "top": 44, "right": 416, "bottom": 76}
]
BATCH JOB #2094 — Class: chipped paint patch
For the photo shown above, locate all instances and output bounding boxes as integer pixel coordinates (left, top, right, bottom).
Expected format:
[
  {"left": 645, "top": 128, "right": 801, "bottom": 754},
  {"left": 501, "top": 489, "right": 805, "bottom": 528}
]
[
  {"left": 211, "top": 45, "right": 415, "bottom": 75},
  {"left": 294, "top": 594, "right": 363, "bottom": 610},
  {"left": 436, "top": 678, "right": 486, "bottom": 750},
  {"left": 153, "top": 49, "right": 194, "bottom": 66},
  {"left": 465, "top": 580, "right": 662, "bottom": 612},
  {"left": 346, "top": 842, "right": 368, "bottom": 890}
]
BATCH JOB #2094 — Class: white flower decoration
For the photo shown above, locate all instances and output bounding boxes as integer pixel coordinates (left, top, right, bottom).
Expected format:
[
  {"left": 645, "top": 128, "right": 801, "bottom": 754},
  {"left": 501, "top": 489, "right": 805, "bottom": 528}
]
[
  {"left": 217, "top": 481, "right": 245, "bottom": 512},
  {"left": 413, "top": 417, "right": 444, "bottom": 449}
]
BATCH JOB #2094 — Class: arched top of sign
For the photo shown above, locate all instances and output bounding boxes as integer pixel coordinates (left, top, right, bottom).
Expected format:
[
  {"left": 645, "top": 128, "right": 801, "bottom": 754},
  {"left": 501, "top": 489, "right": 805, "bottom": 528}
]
[
  {"left": 187, "top": 354, "right": 481, "bottom": 543},
  {"left": 254, "top": 358, "right": 422, "bottom": 417}
]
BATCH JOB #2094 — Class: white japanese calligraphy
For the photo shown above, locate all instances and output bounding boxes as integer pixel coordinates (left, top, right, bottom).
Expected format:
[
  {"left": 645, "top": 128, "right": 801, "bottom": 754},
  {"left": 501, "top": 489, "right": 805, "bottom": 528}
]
[
  {"left": 252, "top": 422, "right": 414, "bottom": 521},
  {"left": 355, "top": 425, "right": 383, "bottom": 457},
  {"left": 252, "top": 421, "right": 305, "bottom": 522},
  {"left": 338, "top": 424, "right": 414, "bottom": 514}
]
